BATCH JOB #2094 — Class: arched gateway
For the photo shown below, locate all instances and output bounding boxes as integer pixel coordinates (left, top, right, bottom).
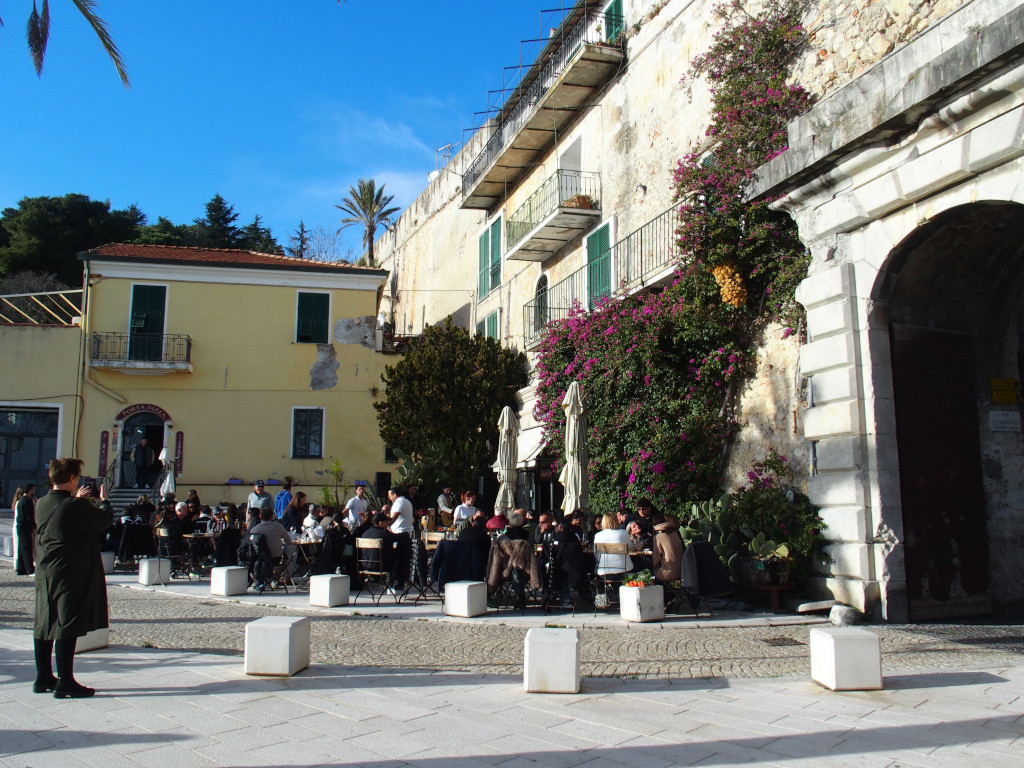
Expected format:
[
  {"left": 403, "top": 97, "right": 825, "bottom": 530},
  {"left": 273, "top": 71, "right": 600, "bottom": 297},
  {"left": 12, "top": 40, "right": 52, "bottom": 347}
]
[{"left": 750, "top": 0, "right": 1024, "bottom": 620}]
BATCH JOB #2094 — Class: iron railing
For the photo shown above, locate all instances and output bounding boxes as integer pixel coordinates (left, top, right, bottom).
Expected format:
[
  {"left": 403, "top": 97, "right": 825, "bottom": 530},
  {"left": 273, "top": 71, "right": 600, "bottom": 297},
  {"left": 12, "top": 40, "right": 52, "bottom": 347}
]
[
  {"left": 523, "top": 203, "right": 682, "bottom": 346},
  {"left": 91, "top": 332, "right": 192, "bottom": 365},
  {"left": 0, "top": 289, "right": 82, "bottom": 325},
  {"left": 610, "top": 204, "right": 681, "bottom": 292},
  {"left": 463, "top": 8, "right": 625, "bottom": 196},
  {"left": 506, "top": 170, "right": 601, "bottom": 249}
]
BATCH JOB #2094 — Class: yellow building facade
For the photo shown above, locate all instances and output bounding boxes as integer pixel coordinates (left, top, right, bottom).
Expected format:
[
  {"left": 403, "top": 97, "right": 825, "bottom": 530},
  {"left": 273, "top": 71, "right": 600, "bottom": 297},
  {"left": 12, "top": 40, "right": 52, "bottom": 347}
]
[{"left": 0, "top": 244, "right": 394, "bottom": 508}]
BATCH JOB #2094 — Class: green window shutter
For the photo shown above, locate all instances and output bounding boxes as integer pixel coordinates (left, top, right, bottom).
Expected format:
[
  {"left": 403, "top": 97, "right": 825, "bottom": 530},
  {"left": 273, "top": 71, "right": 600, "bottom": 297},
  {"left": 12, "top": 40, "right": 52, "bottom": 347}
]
[
  {"left": 490, "top": 219, "right": 502, "bottom": 292},
  {"left": 478, "top": 231, "right": 490, "bottom": 298},
  {"left": 297, "top": 292, "right": 329, "bottom": 344},
  {"left": 587, "top": 224, "right": 611, "bottom": 309},
  {"left": 476, "top": 319, "right": 486, "bottom": 337},
  {"left": 486, "top": 310, "right": 498, "bottom": 340},
  {"left": 606, "top": 0, "right": 623, "bottom": 42}
]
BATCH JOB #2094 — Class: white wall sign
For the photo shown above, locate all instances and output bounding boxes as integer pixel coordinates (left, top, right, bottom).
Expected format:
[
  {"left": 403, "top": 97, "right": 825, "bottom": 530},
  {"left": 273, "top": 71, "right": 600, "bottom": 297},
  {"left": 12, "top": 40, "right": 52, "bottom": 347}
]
[{"left": 990, "top": 410, "right": 1022, "bottom": 432}]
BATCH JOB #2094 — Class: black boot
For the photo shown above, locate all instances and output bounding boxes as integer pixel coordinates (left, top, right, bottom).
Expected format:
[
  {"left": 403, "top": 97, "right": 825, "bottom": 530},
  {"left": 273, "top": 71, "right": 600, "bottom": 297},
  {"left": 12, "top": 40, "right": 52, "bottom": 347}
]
[
  {"left": 53, "top": 638, "right": 95, "bottom": 698},
  {"left": 33, "top": 639, "right": 58, "bottom": 693}
]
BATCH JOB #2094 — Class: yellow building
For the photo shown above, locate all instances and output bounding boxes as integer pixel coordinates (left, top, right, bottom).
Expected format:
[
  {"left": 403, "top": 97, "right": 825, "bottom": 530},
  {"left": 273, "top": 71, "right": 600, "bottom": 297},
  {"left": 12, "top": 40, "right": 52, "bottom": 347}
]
[{"left": 0, "top": 244, "right": 394, "bottom": 509}]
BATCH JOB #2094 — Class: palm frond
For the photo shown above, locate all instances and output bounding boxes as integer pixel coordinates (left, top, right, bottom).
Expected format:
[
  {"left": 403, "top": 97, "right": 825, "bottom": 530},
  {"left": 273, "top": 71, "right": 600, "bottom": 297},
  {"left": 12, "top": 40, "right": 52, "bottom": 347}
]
[
  {"left": 26, "top": 0, "right": 50, "bottom": 77},
  {"left": 72, "top": 0, "right": 130, "bottom": 87}
]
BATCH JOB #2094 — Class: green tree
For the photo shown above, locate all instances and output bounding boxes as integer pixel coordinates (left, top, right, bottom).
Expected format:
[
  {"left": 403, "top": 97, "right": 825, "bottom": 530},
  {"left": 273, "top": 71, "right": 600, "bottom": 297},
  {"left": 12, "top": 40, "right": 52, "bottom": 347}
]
[
  {"left": 134, "top": 216, "right": 188, "bottom": 246},
  {"left": 0, "top": 194, "right": 142, "bottom": 285},
  {"left": 5, "top": 0, "right": 130, "bottom": 86},
  {"left": 238, "top": 214, "right": 281, "bottom": 254},
  {"left": 374, "top": 318, "right": 528, "bottom": 490},
  {"left": 193, "top": 194, "right": 240, "bottom": 249},
  {"left": 287, "top": 221, "right": 310, "bottom": 259},
  {"left": 335, "top": 178, "right": 399, "bottom": 268}
]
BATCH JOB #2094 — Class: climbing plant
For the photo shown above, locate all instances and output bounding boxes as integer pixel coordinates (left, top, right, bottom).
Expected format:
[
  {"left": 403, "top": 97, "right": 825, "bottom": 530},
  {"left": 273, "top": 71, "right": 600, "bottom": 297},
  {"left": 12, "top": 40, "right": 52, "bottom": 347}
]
[{"left": 535, "top": 1, "right": 812, "bottom": 514}]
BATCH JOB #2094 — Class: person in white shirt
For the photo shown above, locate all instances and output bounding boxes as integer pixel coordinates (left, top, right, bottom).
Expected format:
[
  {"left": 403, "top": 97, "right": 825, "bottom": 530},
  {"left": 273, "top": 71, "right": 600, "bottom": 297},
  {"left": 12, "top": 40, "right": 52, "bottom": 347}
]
[
  {"left": 387, "top": 487, "right": 414, "bottom": 535},
  {"left": 452, "top": 490, "right": 477, "bottom": 525},
  {"left": 437, "top": 485, "right": 456, "bottom": 527},
  {"left": 386, "top": 487, "right": 414, "bottom": 592},
  {"left": 344, "top": 484, "right": 369, "bottom": 530},
  {"left": 593, "top": 513, "right": 633, "bottom": 576}
]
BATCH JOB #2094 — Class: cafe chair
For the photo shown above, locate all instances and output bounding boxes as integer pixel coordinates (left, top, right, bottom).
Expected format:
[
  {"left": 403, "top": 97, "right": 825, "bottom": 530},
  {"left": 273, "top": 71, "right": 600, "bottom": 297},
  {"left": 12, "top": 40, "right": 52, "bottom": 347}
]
[
  {"left": 155, "top": 527, "right": 192, "bottom": 581},
  {"left": 354, "top": 537, "right": 396, "bottom": 606},
  {"left": 592, "top": 541, "right": 630, "bottom": 613}
]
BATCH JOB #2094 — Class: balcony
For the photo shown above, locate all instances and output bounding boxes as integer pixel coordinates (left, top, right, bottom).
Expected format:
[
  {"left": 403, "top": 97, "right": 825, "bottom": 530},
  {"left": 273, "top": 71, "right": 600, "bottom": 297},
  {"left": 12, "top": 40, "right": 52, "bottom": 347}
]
[
  {"left": 523, "top": 204, "right": 681, "bottom": 346},
  {"left": 506, "top": 170, "right": 602, "bottom": 262},
  {"left": 461, "top": 7, "right": 625, "bottom": 210},
  {"left": 90, "top": 332, "right": 193, "bottom": 374}
]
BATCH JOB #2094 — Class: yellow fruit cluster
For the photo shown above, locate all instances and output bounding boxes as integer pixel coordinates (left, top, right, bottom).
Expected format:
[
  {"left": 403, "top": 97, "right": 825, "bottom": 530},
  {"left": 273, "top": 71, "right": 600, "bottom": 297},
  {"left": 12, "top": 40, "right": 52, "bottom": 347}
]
[{"left": 712, "top": 264, "right": 747, "bottom": 308}]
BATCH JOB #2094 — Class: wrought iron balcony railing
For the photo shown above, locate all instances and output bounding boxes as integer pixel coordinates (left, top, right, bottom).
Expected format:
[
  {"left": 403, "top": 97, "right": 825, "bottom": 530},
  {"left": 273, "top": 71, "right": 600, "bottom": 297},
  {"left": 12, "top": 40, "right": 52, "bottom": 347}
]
[
  {"left": 91, "top": 332, "right": 193, "bottom": 369},
  {"left": 0, "top": 289, "right": 82, "bottom": 325},
  {"left": 462, "top": 8, "right": 625, "bottom": 198},
  {"left": 523, "top": 203, "right": 681, "bottom": 346},
  {"left": 506, "top": 170, "right": 601, "bottom": 250}
]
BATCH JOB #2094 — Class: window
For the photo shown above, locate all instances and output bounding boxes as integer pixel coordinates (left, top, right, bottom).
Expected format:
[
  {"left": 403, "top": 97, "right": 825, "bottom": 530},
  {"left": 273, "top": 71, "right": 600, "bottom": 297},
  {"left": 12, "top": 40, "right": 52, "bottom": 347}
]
[
  {"left": 292, "top": 408, "right": 324, "bottom": 458},
  {"left": 586, "top": 223, "right": 612, "bottom": 308},
  {"left": 476, "top": 309, "right": 500, "bottom": 340},
  {"left": 296, "top": 292, "right": 329, "bottom": 344},
  {"left": 477, "top": 217, "right": 502, "bottom": 299},
  {"left": 605, "top": 0, "right": 624, "bottom": 43}
]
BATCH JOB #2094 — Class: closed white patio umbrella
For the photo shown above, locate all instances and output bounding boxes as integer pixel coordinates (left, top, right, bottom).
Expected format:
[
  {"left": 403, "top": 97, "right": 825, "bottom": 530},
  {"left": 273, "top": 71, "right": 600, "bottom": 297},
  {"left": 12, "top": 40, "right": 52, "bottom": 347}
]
[
  {"left": 495, "top": 406, "right": 519, "bottom": 512},
  {"left": 158, "top": 446, "right": 175, "bottom": 497},
  {"left": 558, "top": 381, "right": 589, "bottom": 515}
]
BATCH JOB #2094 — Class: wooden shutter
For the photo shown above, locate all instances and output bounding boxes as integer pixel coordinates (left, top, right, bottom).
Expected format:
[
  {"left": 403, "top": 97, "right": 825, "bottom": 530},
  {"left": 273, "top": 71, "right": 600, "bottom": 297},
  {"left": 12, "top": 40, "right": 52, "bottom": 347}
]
[
  {"left": 486, "top": 310, "right": 498, "bottom": 340},
  {"left": 478, "top": 231, "right": 490, "bottom": 298},
  {"left": 490, "top": 219, "right": 502, "bottom": 292},
  {"left": 587, "top": 224, "right": 611, "bottom": 309},
  {"left": 297, "top": 292, "right": 329, "bottom": 344},
  {"left": 606, "top": 0, "right": 623, "bottom": 41}
]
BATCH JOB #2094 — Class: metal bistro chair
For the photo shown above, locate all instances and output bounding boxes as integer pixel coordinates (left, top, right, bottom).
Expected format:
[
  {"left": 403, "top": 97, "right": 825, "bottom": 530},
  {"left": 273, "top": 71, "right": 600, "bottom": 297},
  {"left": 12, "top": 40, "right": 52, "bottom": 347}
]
[
  {"left": 592, "top": 541, "right": 630, "bottom": 613},
  {"left": 155, "top": 527, "right": 191, "bottom": 582},
  {"left": 354, "top": 537, "right": 397, "bottom": 605}
]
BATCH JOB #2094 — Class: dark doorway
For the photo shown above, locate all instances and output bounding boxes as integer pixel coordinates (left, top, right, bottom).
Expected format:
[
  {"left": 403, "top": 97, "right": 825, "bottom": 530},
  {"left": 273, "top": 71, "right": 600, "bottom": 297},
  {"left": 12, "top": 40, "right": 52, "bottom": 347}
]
[
  {"left": 0, "top": 409, "right": 58, "bottom": 507},
  {"left": 129, "top": 284, "right": 166, "bottom": 362},
  {"left": 891, "top": 325, "right": 990, "bottom": 619},
  {"left": 121, "top": 413, "right": 164, "bottom": 489}
]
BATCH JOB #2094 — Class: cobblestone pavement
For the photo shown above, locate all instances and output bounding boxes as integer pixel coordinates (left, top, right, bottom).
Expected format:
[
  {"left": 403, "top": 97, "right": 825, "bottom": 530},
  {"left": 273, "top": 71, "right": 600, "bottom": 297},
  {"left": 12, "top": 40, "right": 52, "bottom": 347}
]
[{"left": 2, "top": 565, "right": 1021, "bottom": 678}]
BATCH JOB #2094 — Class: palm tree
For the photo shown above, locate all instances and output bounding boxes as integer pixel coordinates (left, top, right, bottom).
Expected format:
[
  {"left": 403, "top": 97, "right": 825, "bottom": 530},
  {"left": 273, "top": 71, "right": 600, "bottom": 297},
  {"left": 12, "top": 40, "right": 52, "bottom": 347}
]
[
  {"left": 3, "top": 0, "right": 130, "bottom": 87},
  {"left": 335, "top": 179, "right": 400, "bottom": 268}
]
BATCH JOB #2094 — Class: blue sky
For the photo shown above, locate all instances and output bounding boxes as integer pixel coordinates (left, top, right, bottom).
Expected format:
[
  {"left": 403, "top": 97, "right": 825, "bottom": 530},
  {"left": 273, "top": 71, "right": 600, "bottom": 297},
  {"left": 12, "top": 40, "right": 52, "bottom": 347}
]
[{"left": 1, "top": 1, "right": 561, "bottom": 258}]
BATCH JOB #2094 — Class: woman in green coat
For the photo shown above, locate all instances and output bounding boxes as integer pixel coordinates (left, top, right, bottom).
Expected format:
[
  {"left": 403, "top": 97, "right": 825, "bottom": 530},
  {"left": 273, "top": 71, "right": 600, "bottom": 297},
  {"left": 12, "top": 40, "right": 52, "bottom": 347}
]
[{"left": 33, "top": 457, "right": 113, "bottom": 698}]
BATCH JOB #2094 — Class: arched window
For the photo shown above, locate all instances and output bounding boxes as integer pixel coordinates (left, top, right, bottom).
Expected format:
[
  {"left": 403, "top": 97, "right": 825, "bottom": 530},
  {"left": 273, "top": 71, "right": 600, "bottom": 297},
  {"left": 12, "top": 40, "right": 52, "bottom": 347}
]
[{"left": 533, "top": 275, "right": 549, "bottom": 335}]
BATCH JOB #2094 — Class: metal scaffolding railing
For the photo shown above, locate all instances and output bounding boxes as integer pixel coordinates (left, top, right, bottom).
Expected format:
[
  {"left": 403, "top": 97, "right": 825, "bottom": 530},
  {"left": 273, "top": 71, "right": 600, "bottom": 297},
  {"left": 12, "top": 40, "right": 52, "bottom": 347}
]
[
  {"left": 462, "top": 8, "right": 625, "bottom": 196},
  {"left": 522, "top": 203, "right": 682, "bottom": 346},
  {"left": 506, "top": 170, "right": 601, "bottom": 249},
  {"left": 0, "top": 289, "right": 82, "bottom": 325}
]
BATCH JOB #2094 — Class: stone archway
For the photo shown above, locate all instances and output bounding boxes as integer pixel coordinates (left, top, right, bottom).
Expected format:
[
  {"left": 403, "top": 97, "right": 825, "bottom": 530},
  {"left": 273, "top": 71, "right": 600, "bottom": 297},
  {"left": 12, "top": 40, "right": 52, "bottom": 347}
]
[{"left": 874, "top": 202, "right": 1024, "bottom": 619}]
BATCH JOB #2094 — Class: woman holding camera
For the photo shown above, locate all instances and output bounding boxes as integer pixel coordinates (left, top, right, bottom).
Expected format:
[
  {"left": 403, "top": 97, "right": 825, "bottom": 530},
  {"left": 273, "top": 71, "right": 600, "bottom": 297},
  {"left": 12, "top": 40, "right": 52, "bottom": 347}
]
[{"left": 33, "top": 458, "right": 112, "bottom": 698}]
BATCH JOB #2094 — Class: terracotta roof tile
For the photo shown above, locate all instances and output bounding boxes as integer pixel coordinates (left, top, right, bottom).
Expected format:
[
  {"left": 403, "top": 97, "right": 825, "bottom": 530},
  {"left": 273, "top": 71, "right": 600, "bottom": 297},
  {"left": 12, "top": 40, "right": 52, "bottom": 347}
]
[{"left": 80, "top": 243, "right": 384, "bottom": 274}]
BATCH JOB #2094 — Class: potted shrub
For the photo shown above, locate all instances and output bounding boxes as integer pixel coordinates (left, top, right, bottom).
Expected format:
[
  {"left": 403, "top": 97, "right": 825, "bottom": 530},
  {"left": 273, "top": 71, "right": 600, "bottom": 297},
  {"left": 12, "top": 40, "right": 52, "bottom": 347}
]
[
  {"left": 739, "top": 532, "right": 792, "bottom": 587},
  {"left": 618, "top": 569, "right": 665, "bottom": 622},
  {"left": 563, "top": 193, "right": 597, "bottom": 210}
]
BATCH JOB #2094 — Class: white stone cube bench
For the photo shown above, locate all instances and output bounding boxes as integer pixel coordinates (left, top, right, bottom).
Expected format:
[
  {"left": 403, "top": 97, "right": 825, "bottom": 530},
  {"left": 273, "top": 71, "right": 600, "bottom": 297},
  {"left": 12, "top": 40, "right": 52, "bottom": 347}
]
[
  {"left": 524, "top": 627, "right": 580, "bottom": 693},
  {"left": 810, "top": 626, "right": 882, "bottom": 691},
  {"left": 138, "top": 557, "right": 170, "bottom": 586},
  {"left": 76, "top": 627, "right": 110, "bottom": 653},
  {"left": 444, "top": 580, "right": 487, "bottom": 617},
  {"left": 244, "top": 616, "right": 311, "bottom": 676},
  {"left": 619, "top": 584, "right": 665, "bottom": 623},
  {"left": 310, "top": 574, "right": 350, "bottom": 607},
  {"left": 211, "top": 566, "right": 248, "bottom": 596},
  {"left": 100, "top": 551, "right": 116, "bottom": 574}
]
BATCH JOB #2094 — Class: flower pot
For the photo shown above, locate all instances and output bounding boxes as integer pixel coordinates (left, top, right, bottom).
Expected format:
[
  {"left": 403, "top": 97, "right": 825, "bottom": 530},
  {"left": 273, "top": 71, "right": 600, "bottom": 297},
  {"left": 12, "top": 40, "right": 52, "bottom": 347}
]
[
  {"left": 619, "top": 584, "right": 665, "bottom": 622},
  {"left": 740, "top": 557, "right": 792, "bottom": 587}
]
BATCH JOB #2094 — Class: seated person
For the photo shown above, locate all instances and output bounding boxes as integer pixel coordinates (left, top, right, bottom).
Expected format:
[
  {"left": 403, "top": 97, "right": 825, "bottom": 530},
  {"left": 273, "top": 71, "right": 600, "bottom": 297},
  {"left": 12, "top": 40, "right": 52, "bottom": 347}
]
[
  {"left": 486, "top": 512, "right": 509, "bottom": 533},
  {"left": 652, "top": 514, "right": 684, "bottom": 585},
  {"left": 358, "top": 511, "right": 399, "bottom": 583},
  {"left": 551, "top": 525, "right": 593, "bottom": 608},
  {"left": 457, "top": 510, "right": 492, "bottom": 562},
  {"left": 531, "top": 512, "right": 556, "bottom": 548},
  {"left": 247, "top": 507, "right": 293, "bottom": 563},
  {"left": 593, "top": 513, "right": 633, "bottom": 577},
  {"left": 352, "top": 506, "right": 375, "bottom": 539},
  {"left": 500, "top": 510, "right": 530, "bottom": 542},
  {"left": 627, "top": 519, "right": 654, "bottom": 573}
]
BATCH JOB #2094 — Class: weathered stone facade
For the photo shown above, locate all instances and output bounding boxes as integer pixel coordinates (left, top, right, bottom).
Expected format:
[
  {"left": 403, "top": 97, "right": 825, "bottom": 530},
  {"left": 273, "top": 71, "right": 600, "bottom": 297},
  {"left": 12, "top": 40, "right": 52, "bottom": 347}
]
[{"left": 376, "top": 0, "right": 1022, "bottom": 620}]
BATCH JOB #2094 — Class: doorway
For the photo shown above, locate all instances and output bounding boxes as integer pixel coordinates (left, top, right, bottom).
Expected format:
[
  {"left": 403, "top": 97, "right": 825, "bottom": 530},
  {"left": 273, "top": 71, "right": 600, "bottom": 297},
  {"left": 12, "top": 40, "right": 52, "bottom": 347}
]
[
  {"left": 0, "top": 409, "right": 58, "bottom": 507},
  {"left": 120, "top": 413, "right": 165, "bottom": 489}
]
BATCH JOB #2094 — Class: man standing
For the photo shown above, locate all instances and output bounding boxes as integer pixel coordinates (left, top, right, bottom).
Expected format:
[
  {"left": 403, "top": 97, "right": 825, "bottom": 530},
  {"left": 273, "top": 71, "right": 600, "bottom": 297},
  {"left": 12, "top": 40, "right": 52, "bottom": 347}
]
[
  {"left": 132, "top": 438, "right": 155, "bottom": 488},
  {"left": 274, "top": 482, "right": 293, "bottom": 520},
  {"left": 387, "top": 487, "right": 414, "bottom": 590},
  {"left": 344, "top": 484, "right": 369, "bottom": 530},
  {"left": 247, "top": 481, "right": 273, "bottom": 513}
]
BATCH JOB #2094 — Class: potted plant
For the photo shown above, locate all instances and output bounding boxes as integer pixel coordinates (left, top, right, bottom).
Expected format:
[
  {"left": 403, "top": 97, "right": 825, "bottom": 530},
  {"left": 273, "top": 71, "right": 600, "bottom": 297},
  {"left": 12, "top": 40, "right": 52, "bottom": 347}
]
[
  {"left": 562, "top": 193, "right": 597, "bottom": 210},
  {"left": 618, "top": 569, "right": 665, "bottom": 622},
  {"left": 739, "top": 531, "right": 792, "bottom": 587}
]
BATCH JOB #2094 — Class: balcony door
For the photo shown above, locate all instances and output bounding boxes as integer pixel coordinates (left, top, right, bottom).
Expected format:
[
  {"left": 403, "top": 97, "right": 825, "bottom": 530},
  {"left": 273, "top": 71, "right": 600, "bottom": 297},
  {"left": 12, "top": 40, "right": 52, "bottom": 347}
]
[
  {"left": 558, "top": 138, "right": 582, "bottom": 204},
  {"left": 129, "top": 284, "right": 166, "bottom": 361}
]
